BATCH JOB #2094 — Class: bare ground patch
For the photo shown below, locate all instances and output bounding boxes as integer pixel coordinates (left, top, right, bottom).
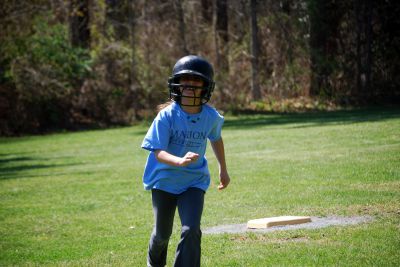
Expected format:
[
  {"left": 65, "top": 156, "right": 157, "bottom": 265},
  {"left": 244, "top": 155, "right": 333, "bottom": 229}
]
[{"left": 203, "top": 216, "right": 374, "bottom": 235}]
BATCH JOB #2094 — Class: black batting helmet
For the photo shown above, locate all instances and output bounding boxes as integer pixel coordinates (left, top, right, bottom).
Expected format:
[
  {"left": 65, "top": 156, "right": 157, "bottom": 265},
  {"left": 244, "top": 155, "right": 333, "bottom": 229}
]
[{"left": 168, "top": 55, "right": 215, "bottom": 106}]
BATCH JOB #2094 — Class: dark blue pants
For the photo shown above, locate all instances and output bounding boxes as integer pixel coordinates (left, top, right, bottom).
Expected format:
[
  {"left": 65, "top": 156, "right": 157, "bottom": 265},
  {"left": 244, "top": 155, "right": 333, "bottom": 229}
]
[{"left": 147, "top": 188, "right": 204, "bottom": 267}]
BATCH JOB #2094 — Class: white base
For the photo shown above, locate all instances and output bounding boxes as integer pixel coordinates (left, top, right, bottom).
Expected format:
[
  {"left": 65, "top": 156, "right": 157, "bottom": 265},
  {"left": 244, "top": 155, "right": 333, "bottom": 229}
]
[{"left": 247, "top": 216, "right": 312, "bottom": 229}]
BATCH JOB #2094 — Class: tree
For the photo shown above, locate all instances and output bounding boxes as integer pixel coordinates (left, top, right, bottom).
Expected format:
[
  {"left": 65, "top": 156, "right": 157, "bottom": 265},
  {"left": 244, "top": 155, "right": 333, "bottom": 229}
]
[
  {"left": 250, "top": 0, "right": 261, "bottom": 100},
  {"left": 213, "top": 0, "right": 229, "bottom": 103},
  {"left": 69, "top": 0, "right": 90, "bottom": 48},
  {"left": 128, "top": 1, "right": 143, "bottom": 120},
  {"left": 214, "top": 0, "right": 229, "bottom": 70},
  {"left": 308, "top": 0, "right": 341, "bottom": 96},
  {"left": 201, "top": 0, "right": 213, "bottom": 24},
  {"left": 355, "top": 0, "right": 373, "bottom": 96},
  {"left": 105, "top": 0, "right": 130, "bottom": 41},
  {"left": 174, "top": 0, "right": 189, "bottom": 54}
]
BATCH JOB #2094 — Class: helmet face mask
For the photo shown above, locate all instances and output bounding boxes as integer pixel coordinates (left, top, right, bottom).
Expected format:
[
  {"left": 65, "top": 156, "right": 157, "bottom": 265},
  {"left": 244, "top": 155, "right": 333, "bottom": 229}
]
[
  {"left": 168, "top": 77, "right": 212, "bottom": 106},
  {"left": 168, "top": 55, "right": 215, "bottom": 106}
]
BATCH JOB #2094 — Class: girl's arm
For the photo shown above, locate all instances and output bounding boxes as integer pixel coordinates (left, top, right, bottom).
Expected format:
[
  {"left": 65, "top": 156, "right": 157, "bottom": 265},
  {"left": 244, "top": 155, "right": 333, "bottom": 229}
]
[
  {"left": 155, "top": 150, "right": 199, "bottom": 167},
  {"left": 210, "top": 137, "right": 231, "bottom": 190}
]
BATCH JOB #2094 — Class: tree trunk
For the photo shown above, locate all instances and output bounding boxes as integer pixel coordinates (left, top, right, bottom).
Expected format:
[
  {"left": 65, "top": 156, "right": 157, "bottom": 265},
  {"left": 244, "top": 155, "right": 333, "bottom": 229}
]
[
  {"left": 128, "top": 1, "right": 141, "bottom": 120},
  {"left": 88, "top": 0, "right": 106, "bottom": 48},
  {"left": 356, "top": 0, "right": 373, "bottom": 97},
  {"left": 201, "top": 0, "right": 213, "bottom": 23},
  {"left": 281, "top": 0, "right": 293, "bottom": 65},
  {"left": 214, "top": 0, "right": 228, "bottom": 70},
  {"left": 250, "top": 0, "right": 261, "bottom": 100},
  {"left": 106, "top": 0, "right": 129, "bottom": 41},
  {"left": 365, "top": 0, "right": 373, "bottom": 95},
  {"left": 213, "top": 0, "right": 229, "bottom": 104},
  {"left": 69, "top": 0, "right": 90, "bottom": 49},
  {"left": 309, "top": 0, "right": 340, "bottom": 97},
  {"left": 175, "top": 0, "right": 189, "bottom": 55},
  {"left": 309, "top": 0, "right": 326, "bottom": 96}
]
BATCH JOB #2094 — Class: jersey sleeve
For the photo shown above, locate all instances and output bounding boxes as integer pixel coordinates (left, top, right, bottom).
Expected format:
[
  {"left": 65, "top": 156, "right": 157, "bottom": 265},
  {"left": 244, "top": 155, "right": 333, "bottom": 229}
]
[
  {"left": 208, "top": 112, "right": 224, "bottom": 142},
  {"left": 141, "top": 113, "right": 170, "bottom": 152}
]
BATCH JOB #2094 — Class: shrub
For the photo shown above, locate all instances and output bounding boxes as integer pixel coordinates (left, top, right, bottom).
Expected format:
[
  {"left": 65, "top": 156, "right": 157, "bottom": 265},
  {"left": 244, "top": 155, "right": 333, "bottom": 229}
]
[{"left": 6, "top": 20, "right": 91, "bottom": 133}]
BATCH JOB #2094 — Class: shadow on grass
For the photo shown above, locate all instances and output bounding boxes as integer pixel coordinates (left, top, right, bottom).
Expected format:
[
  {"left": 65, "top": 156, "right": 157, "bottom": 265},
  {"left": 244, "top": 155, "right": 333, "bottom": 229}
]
[
  {"left": 0, "top": 156, "right": 34, "bottom": 164},
  {"left": 0, "top": 154, "right": 83, "bottom": 180},
  {"left": 130, "top": 129, "right": 148, "bottom": 136},
  {"left": 224, "top": 107, "right": 400, "bottom": 129}
]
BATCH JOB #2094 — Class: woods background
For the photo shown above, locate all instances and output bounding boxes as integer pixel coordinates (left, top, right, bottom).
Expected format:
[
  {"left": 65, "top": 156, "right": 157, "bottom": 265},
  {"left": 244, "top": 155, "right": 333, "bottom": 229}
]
[{"left": 0, "top": 0, "right": 398, "bottom": 135}]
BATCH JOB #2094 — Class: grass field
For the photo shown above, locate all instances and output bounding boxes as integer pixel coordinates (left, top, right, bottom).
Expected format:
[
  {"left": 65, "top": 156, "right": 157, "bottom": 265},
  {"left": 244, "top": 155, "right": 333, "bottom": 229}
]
[{"left": 1, "top": 107, "right": 399, "bottom": 266}]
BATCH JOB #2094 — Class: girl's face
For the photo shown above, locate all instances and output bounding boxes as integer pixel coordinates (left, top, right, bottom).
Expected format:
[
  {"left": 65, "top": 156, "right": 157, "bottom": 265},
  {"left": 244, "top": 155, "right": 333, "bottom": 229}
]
[{"left": 179, "top": 76, "right": 204, "bottom": 106}]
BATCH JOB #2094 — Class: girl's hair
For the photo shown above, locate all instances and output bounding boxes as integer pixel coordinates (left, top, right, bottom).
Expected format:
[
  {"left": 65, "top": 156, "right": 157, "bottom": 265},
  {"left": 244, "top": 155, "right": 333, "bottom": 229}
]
[{"left": 157, "top": 100, "right": 173, "bottom": 112}]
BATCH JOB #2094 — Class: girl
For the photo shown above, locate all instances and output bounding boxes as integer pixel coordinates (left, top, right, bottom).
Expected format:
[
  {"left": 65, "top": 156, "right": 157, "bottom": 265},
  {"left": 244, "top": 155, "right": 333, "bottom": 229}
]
[{"left": 141, "top": 55, "right": 230, "bottom": 267}]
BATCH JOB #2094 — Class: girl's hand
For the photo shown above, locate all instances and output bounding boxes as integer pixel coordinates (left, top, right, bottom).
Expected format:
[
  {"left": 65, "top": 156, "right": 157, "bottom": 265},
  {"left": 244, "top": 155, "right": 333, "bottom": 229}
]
[
  {"left": 177, "top": 152, "right": 199, "bottom": 167},
  {"left": 218, "top": 170, "right": 230, "bottom": 190}
]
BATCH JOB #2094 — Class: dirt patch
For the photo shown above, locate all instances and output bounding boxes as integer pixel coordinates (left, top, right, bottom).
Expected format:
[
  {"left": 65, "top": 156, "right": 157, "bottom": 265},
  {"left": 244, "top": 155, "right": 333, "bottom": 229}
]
[
  {"left": 203, "top": 216, "right": 373, "bottom": 234},
  {"left": 229, "top": 234, "right": 311, "bottom": 243}
]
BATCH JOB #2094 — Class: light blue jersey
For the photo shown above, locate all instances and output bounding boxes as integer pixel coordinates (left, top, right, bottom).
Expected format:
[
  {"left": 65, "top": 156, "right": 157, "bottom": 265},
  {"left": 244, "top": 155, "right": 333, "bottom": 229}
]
[{"left": 141, "top": 102, "right": 224, "bottom": 194}]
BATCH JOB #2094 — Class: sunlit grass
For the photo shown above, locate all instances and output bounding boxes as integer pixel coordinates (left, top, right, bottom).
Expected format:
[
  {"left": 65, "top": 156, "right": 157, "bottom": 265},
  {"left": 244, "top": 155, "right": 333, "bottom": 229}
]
[{"left": 1, "top": 108, "right": 399, "bottom": 266}]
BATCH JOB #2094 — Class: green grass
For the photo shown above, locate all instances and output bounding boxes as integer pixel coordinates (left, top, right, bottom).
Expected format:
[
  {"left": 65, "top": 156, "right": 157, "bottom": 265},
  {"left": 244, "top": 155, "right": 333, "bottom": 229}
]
[{"left": 1, "top": 107, "right": 399, "bottom": 266}]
